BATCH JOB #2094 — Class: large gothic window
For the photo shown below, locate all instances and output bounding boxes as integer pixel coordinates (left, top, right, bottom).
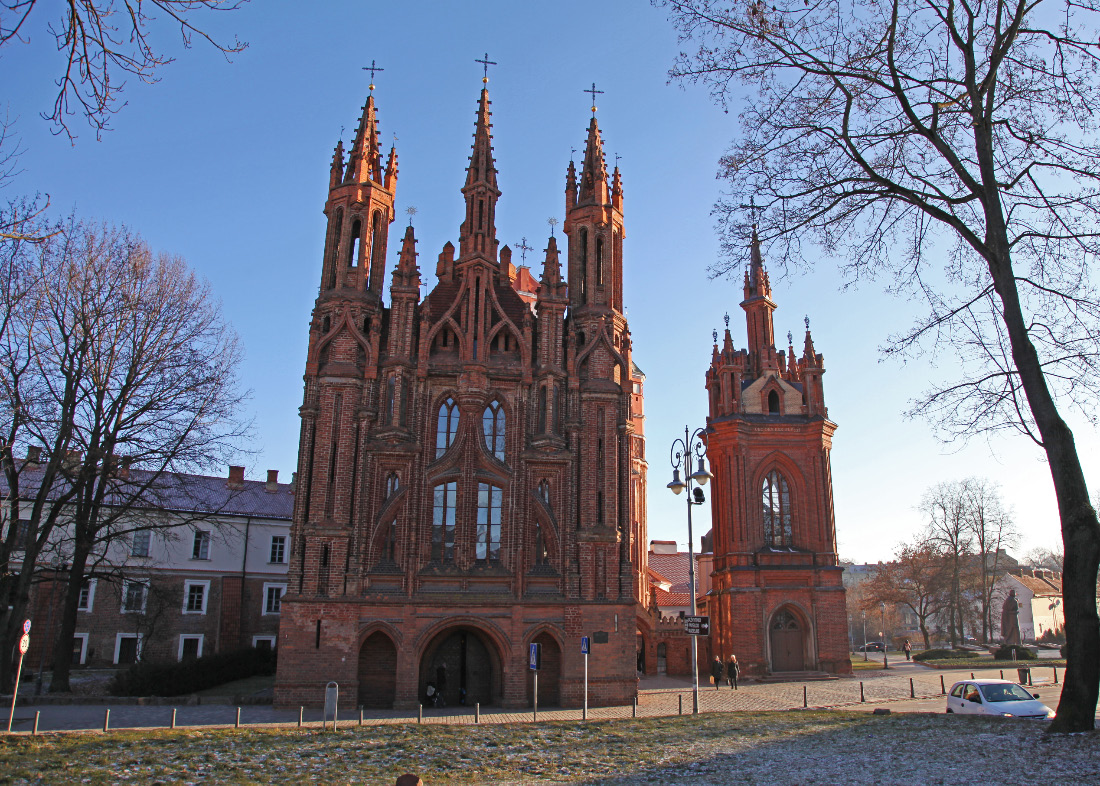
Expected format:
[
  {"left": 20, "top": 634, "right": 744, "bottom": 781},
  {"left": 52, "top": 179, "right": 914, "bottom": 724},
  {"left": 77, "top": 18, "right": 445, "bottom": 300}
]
[
  {"left": 476, "top": 483, "right": 503, "bottom": 561},
  {"left": 483, "top": 400, "right": 505, "bottom": 461},
  {"left": 432, "top": 482, "right": 457, "bottom": 562},
  {"left": 762, "top": 470, "right": 793, "bottom": 547},
  {"left": 436, "top": 398, "right": 459, "bottom": 458}
]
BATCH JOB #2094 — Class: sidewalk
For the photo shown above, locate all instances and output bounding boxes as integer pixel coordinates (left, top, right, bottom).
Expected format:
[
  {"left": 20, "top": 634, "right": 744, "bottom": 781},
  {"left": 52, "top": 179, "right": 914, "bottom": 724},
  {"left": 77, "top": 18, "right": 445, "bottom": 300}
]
[{"left": 4, "top": 662, "right": 1072, "bottom": 735}]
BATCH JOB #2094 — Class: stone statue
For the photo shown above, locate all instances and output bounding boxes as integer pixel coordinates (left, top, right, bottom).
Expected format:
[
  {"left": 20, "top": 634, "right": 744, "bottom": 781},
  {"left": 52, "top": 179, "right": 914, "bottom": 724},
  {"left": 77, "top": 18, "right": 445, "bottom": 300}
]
[{"left": 1000, "top": 589, "right": 1022, "bottom": 646}]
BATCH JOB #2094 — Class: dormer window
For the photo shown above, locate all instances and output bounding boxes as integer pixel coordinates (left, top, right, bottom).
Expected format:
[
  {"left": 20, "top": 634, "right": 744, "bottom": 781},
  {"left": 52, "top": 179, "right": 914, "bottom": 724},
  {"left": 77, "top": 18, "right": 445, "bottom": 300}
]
[{"left": 767, "top": 389, "right": 780, "bottom": 414}]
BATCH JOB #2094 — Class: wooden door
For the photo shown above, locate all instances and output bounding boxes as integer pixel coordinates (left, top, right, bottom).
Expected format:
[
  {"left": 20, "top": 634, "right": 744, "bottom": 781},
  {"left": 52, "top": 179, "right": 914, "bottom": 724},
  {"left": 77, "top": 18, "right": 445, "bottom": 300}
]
[{"left": 769, "top": 610, "right": 805, "bottom": 672}]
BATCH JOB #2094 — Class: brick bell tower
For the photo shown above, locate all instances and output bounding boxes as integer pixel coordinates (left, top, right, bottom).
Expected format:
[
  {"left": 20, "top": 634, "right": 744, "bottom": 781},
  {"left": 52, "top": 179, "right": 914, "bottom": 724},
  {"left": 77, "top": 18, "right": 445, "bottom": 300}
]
[{"left": 703, "top": 227, "right": 850, "bottom": 677}]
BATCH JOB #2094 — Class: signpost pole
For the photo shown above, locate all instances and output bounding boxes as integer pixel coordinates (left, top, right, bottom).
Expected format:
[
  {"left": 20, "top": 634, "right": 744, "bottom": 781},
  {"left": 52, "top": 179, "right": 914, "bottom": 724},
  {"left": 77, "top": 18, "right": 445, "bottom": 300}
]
[
  {"left": 7, "top": 621, "right": 31, "bottom": 733},
  {"left": 533, "top": 672, "right": 538, "bottom": 723},
  {"left": 583, "top": 650, "right": 588, "bottom": 721}
]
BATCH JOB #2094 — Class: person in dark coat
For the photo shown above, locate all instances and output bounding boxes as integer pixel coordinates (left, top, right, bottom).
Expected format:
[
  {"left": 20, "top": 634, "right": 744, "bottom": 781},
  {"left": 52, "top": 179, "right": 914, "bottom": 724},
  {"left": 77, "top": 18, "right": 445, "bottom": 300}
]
[
  {"left": 711, "top": 655, "right": 724, "bottom": 690},
  {"left": 903, "top": 639, "right": 912, "bottom": 661},
  {"left": 727, "top": 654, "right": 740, "bottom": 689}
]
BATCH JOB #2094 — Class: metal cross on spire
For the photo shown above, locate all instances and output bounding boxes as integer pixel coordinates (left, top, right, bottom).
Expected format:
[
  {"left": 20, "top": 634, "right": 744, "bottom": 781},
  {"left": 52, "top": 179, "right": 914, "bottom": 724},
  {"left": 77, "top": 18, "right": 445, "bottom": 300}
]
[
  {"left": 406, "top": 206, "right": 418, "bottom": 227},
  {"left": 788, "top": 330, "right": 794, "bottom": 346},
  {"left": 585, "top": 82, "right": 604, "bottom": 113},
  {"left": 516, "top": 237, "right": 533, "bottom": 264},
  {"left": 547, "top": 217, "right": 559, "bottom": 237},
  {"left": 614, "top": 153, "right": 622, "bottom": 168},
  {"left": 476, "top": 52, "right": 497, "bottom": 83},
  {"left": 804, "top": 315, "right": 811, "bottom": 330},
  {"left": 363, "top": 60, "right": 384, "bottom": 92},
  {"left": 739, "top": 195, "right": 765, "bottom": 227},
  {"left": 724, "top": 312, "right": 730, "bottom": 328}
]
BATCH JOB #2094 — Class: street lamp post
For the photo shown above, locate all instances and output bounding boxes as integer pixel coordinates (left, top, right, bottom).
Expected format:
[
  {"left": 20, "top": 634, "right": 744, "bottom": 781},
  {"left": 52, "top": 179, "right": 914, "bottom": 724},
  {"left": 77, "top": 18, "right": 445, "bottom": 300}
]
[
  {"left": 880, "top": 601, "right": 889, "bottom": 670},
  {"left": 666, "top": 426, "right": 713, "bottom": 716},
  {"left": 862, "top": 612, "right": 868, "bottom": 662}
]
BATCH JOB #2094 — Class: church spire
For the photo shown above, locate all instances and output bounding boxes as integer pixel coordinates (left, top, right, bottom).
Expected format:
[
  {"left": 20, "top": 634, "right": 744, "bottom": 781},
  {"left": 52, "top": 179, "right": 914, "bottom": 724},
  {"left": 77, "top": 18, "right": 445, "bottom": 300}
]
[
  {"left": 346, "top": 95, "right": 384, "bottom": 185},
  {"left": 740, "top": 225, "right": 777, "bottom": 376},
  {"left": 458, "top": 87, "right": 501, "bottom": 261},
  {"left": 577, "top": 115, "right": 610, "bottom": 206}
]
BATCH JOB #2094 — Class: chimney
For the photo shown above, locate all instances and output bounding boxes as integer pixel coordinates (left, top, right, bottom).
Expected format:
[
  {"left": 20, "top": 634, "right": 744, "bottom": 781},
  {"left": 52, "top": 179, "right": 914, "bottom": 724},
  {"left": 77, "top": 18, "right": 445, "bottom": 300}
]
[
  {"left": 227, "top": 465, "right": 245, "bottom": 489},
  {"left": 120, "top": 456, "right": 132, "bottom": 478},
  {"left": 266, "top": 469, "right": 279, "bottom": 492},
  {"left": 25, "top": 446, "right": 41, "bottom": 465},
  {"left": 290, "top": 472, "right": 297, "bottom": 492}
]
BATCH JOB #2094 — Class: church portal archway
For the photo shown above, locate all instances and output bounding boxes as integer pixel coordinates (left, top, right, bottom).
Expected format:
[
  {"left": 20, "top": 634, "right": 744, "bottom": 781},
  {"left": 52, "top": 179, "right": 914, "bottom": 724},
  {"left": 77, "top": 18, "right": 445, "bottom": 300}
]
[
  {"left": 419, "top": 626, "right": 501, "bottom": 707},
  {"left": 357, "top": 631, "right": 397, "bottom": 708},
  {"left": 525, "top": 632, "right": 561, "bottom": 707},
  {"left": 768, "top": 608, "right": 806, "bottom": 672}
]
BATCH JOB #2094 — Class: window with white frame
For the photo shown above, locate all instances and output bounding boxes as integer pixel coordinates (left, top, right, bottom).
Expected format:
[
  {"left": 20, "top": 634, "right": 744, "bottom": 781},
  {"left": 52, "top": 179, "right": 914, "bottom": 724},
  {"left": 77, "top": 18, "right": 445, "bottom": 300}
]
[
  {"left": 178, "top": 634, "right": 203, "bottom": 661},
  {"left": 71, "top": 633, "right": 88, "bottom": 665},
  {"left": 77, "top": 579, "right": 96, "bottom": 612},
  {"left": 269, "top": 535, "right": 286, "bottom": 564},
  {"left": 121, "top": 580, "right": 148, "bottom": 613},
  {"left": 263, "top": 583, "right": 286, "bottom": 615},
  {"left": 252, "top": 635, "right": 276, "bottom": 651},
  {"left": 183, "top": 580, "right": 209, "bottom": 614},
  {"left": 131, "top": 529, "right": 151, "bottom": 558},
  {"left": 114, "top": 633, "right": 143, "bottom": 664},
  {"left": 192, "top": 530, "right": 211, "bottom": 560}
]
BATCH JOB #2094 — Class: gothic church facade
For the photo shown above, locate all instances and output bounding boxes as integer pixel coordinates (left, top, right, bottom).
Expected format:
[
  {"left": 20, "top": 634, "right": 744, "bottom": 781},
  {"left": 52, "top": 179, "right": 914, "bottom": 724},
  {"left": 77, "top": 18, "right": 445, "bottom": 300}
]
[
  {"left": 273, "top": 83, "right": 649, "bottom": 709},
  {"left": 703, "top": 231, "right": 850, "bottom": 677}
]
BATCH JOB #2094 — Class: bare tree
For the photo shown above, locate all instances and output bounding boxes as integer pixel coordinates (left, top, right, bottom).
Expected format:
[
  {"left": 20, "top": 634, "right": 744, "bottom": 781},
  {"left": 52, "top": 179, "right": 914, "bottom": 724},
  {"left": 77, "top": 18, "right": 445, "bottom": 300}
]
[
  {"left": 1, "top": 0, "right": 247, "bottom": 139},
  {"left": 1025, "top": 546, "right": 1065, "bottom": 572},
  {"left": 920, "top": 481, "right": 974, "bottom": 647},
  {"left": 963, "top": 478, "right": 1019, "bottom": 643},
  {"left": 0, "top": 219, "right": 247, "bottom": 692},
  {"left": 864, "top": 542, "right": 950, "bottom": 650},
  {"left": 666, "top": 0, "right": 1100, "bottom": 732}
]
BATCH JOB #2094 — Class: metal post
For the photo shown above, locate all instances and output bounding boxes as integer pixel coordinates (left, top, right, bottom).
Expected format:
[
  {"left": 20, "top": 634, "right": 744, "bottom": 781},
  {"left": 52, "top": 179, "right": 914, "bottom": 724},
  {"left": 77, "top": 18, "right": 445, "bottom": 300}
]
[
  {"left": 32, "top": 711, "right": 39, "bottom": 735},
  {"left": 475, "top": 702, "right": 480, "bottom": 723},
  {"left": 859, "top": 682, "right": 865, "bottom": 702},
  {"left": 6, "top": 648, "right": 26, "bottom": 733},
  {"left": 1054, "top": 666, "right": 1059, "bottom": 684},
  {"left": 880, "top": 602, "right": 888, "bottom": 669},
  {"left": 909, "top": 678, "right": 914, "bottom": 698},
  {"left": 418, "top": 704, "right": 422, "bottom": 724},
  {"left": 235, "top": 707, "right": 241, "bottom": 728},
  {"left": 678, "top": 693, "right": 683, "bottom": 715},
  {"left": 103, "top": 709, "right": 110, "bottom": 733},
  {"left": 1000, "top": 670, "right": 1004, "bottom": 680},
  {"left": 862, "top": 613, "right": 868, "bottom": 661},
  {"left": 533, "top": 672, "right": 538, "bottom": 723},
  {"left": 940, "top": 675, "right": 945, "bottom": 695},
  {"left": 632, "top": 696, "right": 637, "bottom": 718},
  {"left": 359, "top": 706, "right": 363, "bottom": 726},
  {"left": 803, "top": 685, "right": 807, "bottom": 708},
  {"left": 171, "top": 708, "right": 177, "bottom": 729},
  {"left": 684, "top": 430, "right": 700, "bottom": 716},
  {"left": 583, "top": 650, "right": 588, "bottom": 721},
  {"left": 298, "top": 706, "right": 303, "bottom": 728}
]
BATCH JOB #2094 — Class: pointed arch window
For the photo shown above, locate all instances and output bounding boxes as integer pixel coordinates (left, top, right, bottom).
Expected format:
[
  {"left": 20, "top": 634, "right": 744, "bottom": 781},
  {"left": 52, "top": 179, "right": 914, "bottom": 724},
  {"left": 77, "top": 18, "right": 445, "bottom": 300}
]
[
  {"left": 385, "top": 472, "right": 400, "bottom": 498},
  {"left": 483, "top": 400, "right": 505, "bottom": 461},
  {"left": 348, "top": 218, "right": 362, "bottom": 268},
  {"left": 579, "top": 228, "right": 588, "bottom": 301},
  {"left": 762, "top": 470, "right": 792, "bottom": 547},
  {"left": 534, "top": 522, "right": 549, "bottom": 566},
  {"left": 432, "top": 481, "right": 457, "bottom": 562},
  {"left": 383, "top": 520, "right": 397, "bottom": 562},
  {"left": 436, "top": 397, "right": 459, "bottom": 458},
  {"left": 369, "top": 210, "right": 385, "bottom": 283},
  {"left": 768, "top": 389, "right": 780, "bottom": 414},
  {"left": 537, "top": 479, "right": 551, "bottom": 505},
  {"left": 554, "top": 384, "right": 563, "bottom": 434},
  {"left": 537, "top": 386, "right": 547, "bottom": 433},
  {"left": 385, "top": 376, "right": 396, "bottom": 425},
  {"left": 476, "top": 483, "right": 502, "bottom": 562},
  {"left": 595, "top": 236, "right": 604, "bottom": 285}
]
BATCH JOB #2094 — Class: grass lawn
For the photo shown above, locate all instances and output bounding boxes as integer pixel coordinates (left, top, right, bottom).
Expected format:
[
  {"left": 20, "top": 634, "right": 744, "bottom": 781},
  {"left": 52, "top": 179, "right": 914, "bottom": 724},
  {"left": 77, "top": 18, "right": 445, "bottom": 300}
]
[
  {"left": 2, "top": 712, "right": 1097, "bottom": 784},
  {"left": 849, "top": 658, "right": 887, "bottom": 671},
  {"left": 194, "top": 674, "right": 275, "bottom": 698}
]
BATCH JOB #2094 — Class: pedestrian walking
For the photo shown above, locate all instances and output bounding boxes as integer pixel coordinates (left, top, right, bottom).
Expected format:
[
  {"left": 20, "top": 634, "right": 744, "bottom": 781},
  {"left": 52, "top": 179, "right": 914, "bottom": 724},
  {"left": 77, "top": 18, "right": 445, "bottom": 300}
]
[
  {"left": 726, "top": 654, "right": 740, "bottom": 689},
  {"left": 711, "top": 655, "right": 724, "bottom": 690},
  {"left": 903, "top": 639, "right": 912, "bottom": 661}
]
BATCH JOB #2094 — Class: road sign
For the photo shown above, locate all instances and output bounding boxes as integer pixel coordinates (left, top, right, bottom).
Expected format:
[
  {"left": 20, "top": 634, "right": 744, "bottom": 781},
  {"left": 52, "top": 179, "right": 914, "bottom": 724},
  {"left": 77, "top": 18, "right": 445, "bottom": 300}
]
[
  {"left": 581, "top": 636, "right": 590, "bottom": 654},
  {"left": 22, "top": 619, "right": 31, "bottom": 634},
  {"left": 529, "top": 642, "right": 542, "bottom": 670},
  {"left": 18, "top": 633, "right": 29, "bottom": 654},
  {"left": 683, "top": 615, "right": 710, "bottom": 636}
]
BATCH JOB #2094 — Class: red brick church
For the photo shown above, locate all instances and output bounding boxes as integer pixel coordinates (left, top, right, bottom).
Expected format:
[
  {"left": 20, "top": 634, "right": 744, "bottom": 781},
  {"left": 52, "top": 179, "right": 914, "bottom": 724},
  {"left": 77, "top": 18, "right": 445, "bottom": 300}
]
[
  {"left": 273, "top": 80, "right": 650, "bottom": 709},
  {"left": 703, "top": 230, "right": 850, "bottom": 677}
]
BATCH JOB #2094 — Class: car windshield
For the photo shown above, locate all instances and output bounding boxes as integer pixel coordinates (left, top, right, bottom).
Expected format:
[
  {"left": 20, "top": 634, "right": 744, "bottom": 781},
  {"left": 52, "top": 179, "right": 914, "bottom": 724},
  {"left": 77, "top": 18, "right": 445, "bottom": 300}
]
[{"left": 979, "top": 683, "right": 1035, "bottom": 703}]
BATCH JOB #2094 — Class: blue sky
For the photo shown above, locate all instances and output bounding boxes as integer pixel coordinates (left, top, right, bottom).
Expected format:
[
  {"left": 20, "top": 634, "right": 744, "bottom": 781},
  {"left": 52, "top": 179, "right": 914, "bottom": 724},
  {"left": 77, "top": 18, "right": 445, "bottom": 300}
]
[{"left": 3, "top": 0, "right": 1089, "bottom": 562}]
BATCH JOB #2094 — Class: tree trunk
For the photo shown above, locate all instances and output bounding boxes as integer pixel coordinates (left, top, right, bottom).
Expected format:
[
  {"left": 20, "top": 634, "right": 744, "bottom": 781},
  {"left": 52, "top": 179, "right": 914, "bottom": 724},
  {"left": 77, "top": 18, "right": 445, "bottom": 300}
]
[{"left": 47, "top": 550, "right": 91, "bottom": 693}]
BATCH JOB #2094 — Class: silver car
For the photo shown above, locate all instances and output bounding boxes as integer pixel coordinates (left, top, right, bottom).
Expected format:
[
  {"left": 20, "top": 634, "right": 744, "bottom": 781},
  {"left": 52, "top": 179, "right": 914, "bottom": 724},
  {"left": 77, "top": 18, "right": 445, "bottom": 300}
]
[{"left": 946, "top": 679, "right": 1054, "bottom": 719}]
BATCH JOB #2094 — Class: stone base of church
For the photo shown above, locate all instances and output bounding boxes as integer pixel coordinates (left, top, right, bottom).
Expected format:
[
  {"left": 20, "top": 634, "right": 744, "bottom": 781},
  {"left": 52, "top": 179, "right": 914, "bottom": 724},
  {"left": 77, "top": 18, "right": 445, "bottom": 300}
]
[{"left": 273, "top": 594, "right": 640, "bottom": 710}]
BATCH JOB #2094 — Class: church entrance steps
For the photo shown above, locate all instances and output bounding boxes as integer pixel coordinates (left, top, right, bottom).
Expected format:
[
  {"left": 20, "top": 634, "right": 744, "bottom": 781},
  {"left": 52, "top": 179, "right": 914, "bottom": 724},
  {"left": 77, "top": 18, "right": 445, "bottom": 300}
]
[{"left": 756, "top": 671, "right": 837, "bottom": 683}]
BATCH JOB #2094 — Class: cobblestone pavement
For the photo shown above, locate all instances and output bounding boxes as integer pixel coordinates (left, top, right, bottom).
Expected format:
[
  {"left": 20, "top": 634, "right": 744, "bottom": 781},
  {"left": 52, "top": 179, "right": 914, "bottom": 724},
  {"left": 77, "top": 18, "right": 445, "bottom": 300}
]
[{"left": 4, "top": 663, "right": 1068, "bottom": 735}]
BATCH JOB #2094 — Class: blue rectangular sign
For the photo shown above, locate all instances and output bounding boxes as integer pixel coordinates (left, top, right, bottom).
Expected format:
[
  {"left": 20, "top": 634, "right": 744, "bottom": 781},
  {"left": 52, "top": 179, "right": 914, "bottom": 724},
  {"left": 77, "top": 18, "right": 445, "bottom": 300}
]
[{"left": 581, "top": 636, "right": 590, "bottom": 654}]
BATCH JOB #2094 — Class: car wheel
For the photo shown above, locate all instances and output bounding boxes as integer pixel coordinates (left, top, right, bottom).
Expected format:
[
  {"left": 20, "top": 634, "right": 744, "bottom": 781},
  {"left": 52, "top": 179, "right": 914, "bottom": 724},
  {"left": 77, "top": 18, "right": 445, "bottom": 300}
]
[{"left": 946, "top": 709, "right": 953, "bottom": 713}]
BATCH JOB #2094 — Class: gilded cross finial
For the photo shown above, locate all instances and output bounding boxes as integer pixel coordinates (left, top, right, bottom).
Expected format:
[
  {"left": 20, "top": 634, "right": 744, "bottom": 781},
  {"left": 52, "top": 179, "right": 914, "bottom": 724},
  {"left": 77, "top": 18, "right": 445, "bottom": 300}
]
[
  {"left": 476, "top": 53, "right": 497, "bottom": 83},
  {"left": 362, "top": 59, "right": 384, "bottom": 92},
  {"left": 516, "top": 237, "right": 533, "bottom": 264},
  {"left": 585, "top": 82, "right": 604, "bottom": 113}
]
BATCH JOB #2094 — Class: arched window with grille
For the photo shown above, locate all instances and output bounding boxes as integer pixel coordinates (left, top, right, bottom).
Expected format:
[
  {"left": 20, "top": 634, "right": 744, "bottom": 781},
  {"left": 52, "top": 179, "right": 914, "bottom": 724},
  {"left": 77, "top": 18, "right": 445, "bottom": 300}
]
[
  {"left": 483, "top": 400, "right": 505, "bottom": 461},
  {"left": 762, "top": 470, "right": 793, "bottom": 547},
  {"left": 436, "top": 397, "right": 458, "bottom": 458},
  {"left": 476, "top": 483, "right": 502, "bottom": 562}
]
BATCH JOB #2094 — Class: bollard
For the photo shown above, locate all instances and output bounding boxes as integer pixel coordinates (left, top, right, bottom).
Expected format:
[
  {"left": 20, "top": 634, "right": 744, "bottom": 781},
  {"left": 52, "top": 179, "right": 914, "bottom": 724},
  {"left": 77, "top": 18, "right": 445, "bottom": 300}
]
[
  {"left": 359, "top": 706, "right": 364, "bottom": 726},
  {"left": 940, "top": 675, "right": 946, "bottom": 695},
  {"left": 860, "top": 682, "right": 865, "bottom": 703},
  {"left": 32, "top": 711, "right": 39, "bottom": 736},
  {"left": 803, "top": 685, "right": 808, "bottom": 708},
  {"left": 1054, "top": 666, "right": 1059, "bottom": 684},
  {"left": 418, "top": 704, "right": 423, "bottom": 724},
  {"left": 678, "top": 694, "right": 683, "bottom": 715},
  {"left": 236, "top": 707, "right": 241, "bottom": 729},
  {"left": 910, "top": 678, "right": 914, "bottom": 699},
  {"left": 970, "top": 672, "right": 974, "bottom": 679},
  {"left": 1000, "top": 670, "right": 1004, "bottom": 680},
  {"left": 103, "top": 709, "right": 110, "bottom": 733},
  {"left": 298, "top": 706, "right": 303, "bottom": 728},
  {"left": 475, "top": 702, "right": 480, "bottom": 724},
  {"left": 171, "top": 708, "right": 177, "bottom": 729},
  {"left": 632, "top": 697, "right": 637, "bottom": 718}
]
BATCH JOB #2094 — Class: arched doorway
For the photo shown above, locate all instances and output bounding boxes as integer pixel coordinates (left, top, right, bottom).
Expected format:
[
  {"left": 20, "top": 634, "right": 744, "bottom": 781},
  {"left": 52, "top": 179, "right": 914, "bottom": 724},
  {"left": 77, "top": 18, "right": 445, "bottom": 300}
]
[
  {"left": 357, "top": 631, "right": 397, "bottom": 708},
  {"left": 420, "top": 626, "right": 501, "bottom": 707},
  {"left": 657, "top": 642, "right": 667, "bottom": 674},
  {"left": 525, "top": 632, "right": 561, "bottom": 707},
  {"left": 769, "top": 608, "right": 806, "bottom": 671}
]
